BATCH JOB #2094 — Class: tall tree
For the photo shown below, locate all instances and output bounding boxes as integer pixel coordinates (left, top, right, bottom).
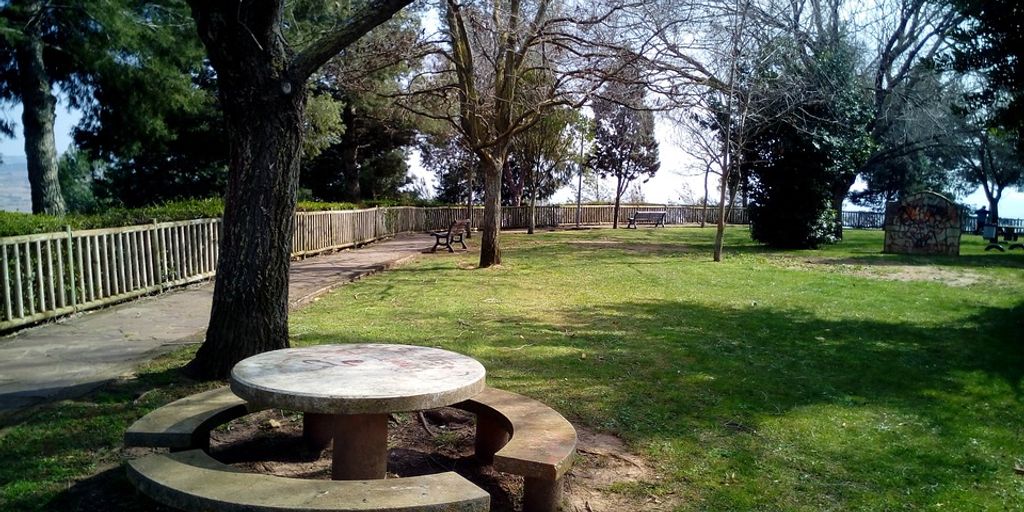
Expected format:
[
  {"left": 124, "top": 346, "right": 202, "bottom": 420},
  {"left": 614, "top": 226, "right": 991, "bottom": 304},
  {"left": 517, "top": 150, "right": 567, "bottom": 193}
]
[
  {"left": 182, "top": 0, "right": 414, "bottom": 380},
  {"left": 506, "top": 106, "right": 578, "bottom": 233},
  {"left": 949, "top": 0, "right": 1023, "bottom": 149},
  {"left": 644, "top": 0, "right": 961, "bottom": 252},
  {"left": 306, "top": 11, "right": 423, "bottom": 201},
  {"left": 404, "top": 0, "right": 630, "bottom": 267},
  {"left": 590, "top": 80, "right": 660, "bottom": 229},
  {"left": 68, "top": 1, "right": 223, "bottom": 208},
  {"left": 949, "top": 106, "right": 1023, "bottom": 223},
  {"left": 0, "top": 0, "right": 83, "bottom": 215}
]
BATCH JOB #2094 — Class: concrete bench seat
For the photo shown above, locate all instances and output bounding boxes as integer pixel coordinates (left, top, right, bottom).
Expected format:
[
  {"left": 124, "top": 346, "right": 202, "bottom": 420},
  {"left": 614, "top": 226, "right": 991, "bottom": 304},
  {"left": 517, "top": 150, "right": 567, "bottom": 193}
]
[
  {"left": 124, "top": 386, "right": 264, "bottom": 451},
  {"left": 454, "top": 387, "right": 577, "bottom": 512},
  {"left": 127, "top": 449, "right": 491, "bottom": 512}
]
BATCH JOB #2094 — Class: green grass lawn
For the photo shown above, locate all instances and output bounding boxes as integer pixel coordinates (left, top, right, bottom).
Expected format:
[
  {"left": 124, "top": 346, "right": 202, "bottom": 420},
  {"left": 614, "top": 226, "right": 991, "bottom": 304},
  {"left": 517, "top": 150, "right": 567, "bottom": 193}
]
[
  {"left": 2, "top": 227, "right": 1022, "bottom": 511},
  {"left": 291, "top": 227, "right": 1024, "bottom": 510}
]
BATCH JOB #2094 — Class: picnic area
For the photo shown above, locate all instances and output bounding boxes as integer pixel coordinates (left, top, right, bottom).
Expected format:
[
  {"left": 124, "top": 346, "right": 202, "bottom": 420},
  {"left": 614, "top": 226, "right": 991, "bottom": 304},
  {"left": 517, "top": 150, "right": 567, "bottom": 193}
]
[{"left": 2, "top": 226, "right": 1021, "bottom": 511}]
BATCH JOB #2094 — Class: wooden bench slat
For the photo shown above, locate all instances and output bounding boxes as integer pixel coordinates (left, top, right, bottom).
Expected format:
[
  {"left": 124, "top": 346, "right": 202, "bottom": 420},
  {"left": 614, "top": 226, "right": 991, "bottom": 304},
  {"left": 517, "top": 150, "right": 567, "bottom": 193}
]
[
  {"left": 125, "top": 386, "right": 263, "bottom": 450},
  {"left": 127, "top": 449, "right": 491, "bottom": 512}
]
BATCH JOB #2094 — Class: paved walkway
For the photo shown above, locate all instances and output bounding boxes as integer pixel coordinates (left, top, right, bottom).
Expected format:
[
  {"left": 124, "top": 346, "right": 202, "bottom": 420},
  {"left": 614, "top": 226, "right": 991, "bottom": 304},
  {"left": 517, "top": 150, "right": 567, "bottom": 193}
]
[{"left": 0, "top": 234, "right": 436, "bottom": 421}]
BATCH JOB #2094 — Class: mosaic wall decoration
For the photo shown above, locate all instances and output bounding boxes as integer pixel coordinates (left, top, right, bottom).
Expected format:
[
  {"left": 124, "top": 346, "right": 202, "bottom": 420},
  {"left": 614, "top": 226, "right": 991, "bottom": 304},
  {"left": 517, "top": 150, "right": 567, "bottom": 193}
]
[{"left": 883, "top": 191, "right": 962, "bottom": 256}]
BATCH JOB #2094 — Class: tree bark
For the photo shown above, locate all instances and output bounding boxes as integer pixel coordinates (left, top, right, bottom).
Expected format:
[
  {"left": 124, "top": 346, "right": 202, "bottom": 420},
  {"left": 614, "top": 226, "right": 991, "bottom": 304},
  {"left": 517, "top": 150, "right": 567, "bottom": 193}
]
[
  {"left": 713, "top": 168, "right": 730, "bottom": 262},
  {"left": 701, "top": 162, "right": 710, "bottom": 228},
  {"left": 479, "top": 158, "right": 503, "bottom": 267},
  {"left": 182, "top": 0, "right": 413, "bottom": 380},
  {"left": 184, "top": 4, "right": 304, "bottom": 380},
  {"left": 15, "top": 15, "right": 65, "bottom": 216}
]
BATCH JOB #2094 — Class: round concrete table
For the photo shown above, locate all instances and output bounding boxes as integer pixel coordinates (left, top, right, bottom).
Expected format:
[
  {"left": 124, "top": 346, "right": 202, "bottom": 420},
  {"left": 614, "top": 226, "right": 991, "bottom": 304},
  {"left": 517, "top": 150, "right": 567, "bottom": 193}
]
[{"left": 231, "top": 344, "right": 486, "bottom": 480}]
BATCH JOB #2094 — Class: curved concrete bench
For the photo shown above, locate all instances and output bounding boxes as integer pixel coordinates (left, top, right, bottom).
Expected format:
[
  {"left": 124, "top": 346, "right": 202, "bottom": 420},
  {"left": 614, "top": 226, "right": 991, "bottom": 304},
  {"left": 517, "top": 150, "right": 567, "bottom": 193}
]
[
  {"left": 454, "top": 387, "right": 577, "bottom": 512},
  {"left": 125, "top": 386, "right": 264, "bottom": 451},
  {"left": 127, "top": 449, "right": 490, "bottom": 512}
]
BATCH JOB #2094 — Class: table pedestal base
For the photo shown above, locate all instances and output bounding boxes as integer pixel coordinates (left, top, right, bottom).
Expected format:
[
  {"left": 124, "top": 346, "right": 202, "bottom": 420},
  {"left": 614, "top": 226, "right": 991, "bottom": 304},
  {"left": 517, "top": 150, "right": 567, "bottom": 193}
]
[
  {"left": 303, "top": 413, "right": 334, "bottom": 451},
  {"left": 331, "top": 413, "right": 388, "bottom": 480}
]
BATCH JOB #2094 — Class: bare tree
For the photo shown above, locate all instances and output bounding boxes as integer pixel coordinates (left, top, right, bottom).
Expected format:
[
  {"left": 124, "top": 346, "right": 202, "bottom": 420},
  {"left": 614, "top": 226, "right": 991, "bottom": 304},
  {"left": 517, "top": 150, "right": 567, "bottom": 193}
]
[
  {"left": 400, "top": 0, "right": 639, "bottom": 267},
  {"left": 646, "top": 0, "right": 962, "bottom": 256}
]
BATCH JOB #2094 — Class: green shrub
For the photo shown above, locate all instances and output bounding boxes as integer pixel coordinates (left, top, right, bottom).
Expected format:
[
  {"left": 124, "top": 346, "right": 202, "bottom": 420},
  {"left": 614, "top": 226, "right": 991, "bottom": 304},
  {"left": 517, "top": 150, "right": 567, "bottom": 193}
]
[
  {"left": 296, "top": 201, "right": 360, "bottom": 212},
  {"left": 0, "top": 198, "right": 225, "bottom": 237},
  {"left": 0, "top": 198, "right": 416, "bottom": 237}
]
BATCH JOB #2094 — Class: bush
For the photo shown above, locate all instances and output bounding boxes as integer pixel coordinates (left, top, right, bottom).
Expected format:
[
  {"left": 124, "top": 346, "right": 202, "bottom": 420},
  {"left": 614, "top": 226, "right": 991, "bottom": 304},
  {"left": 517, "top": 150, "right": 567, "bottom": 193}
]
[
  {"left": 296, "top": 201, "right": 360, "bottom": 212},
  {"left": 0, "top": 198, "right": 439, "bottom": 237},
  {"left": 0, "top": 198, "right": 224, "bottom": 237}
]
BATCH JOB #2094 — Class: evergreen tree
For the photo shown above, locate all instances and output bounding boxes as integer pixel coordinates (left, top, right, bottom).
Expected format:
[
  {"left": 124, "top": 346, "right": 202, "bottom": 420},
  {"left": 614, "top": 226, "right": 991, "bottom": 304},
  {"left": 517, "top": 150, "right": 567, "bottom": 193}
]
[
  {"left": 590, "top": 81, "right": 660, "bottom": 229},
  {"left": 745, "top": 119, "right": 838, "bottom": 249},
  {"left": 950, "top": 0, "right": 1024, "bottom": 149},
  {"left": 182, "top": 0, "right": 414, "bottom": 379}
]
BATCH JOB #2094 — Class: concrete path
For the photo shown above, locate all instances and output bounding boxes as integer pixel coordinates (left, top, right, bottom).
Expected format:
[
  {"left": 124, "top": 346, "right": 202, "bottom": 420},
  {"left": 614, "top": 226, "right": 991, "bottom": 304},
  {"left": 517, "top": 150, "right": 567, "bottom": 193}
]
[{"left": 0, "top": 234, "right": 436, "bottom": 421}]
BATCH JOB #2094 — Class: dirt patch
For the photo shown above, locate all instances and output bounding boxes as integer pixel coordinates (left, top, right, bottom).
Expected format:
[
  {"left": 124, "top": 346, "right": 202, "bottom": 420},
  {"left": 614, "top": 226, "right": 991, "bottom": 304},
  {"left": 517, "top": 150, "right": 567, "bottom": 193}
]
[
  {"left": 803, "top": 258, "right": 983, "bottom": 287},
  {"left": 205, "top": 408, "right": 677, "bottom": 512}
]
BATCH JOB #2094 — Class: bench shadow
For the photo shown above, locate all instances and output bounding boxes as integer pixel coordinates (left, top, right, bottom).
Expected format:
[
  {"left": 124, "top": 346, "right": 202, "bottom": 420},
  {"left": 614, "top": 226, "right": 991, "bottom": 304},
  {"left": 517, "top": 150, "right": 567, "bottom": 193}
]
[{"left": 389, "top": 448, "right": 518, "bottom": 512}]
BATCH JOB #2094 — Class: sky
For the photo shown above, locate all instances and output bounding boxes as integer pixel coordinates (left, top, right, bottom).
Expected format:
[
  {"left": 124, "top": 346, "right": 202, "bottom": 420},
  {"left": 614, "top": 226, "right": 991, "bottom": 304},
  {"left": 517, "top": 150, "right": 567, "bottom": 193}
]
[{"left": 3, "top": 102, "right": 1023, "bottom": 218}]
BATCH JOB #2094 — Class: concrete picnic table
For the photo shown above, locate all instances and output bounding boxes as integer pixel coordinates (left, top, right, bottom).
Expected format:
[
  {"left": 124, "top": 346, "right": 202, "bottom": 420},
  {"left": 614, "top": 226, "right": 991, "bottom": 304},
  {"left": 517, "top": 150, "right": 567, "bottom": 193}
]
[{"left": 230, "top": 343, "right": 486, "bottom": 480}]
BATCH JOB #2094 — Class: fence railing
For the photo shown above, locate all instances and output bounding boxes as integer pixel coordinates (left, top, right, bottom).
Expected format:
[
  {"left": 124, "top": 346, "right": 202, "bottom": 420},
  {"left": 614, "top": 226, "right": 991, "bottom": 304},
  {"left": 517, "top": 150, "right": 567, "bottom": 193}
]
[
  {"left": 0, "top": 203, "right": 736, "bottom": 331},
  {"left": 840, "top": 210, "right": 1024, "bottom": 233},
  {"left": 841, "top": 211, "right": 885, "bottom": 229},
  {"left": 2, "top": 219, "right": 221, "bottom": 331}
]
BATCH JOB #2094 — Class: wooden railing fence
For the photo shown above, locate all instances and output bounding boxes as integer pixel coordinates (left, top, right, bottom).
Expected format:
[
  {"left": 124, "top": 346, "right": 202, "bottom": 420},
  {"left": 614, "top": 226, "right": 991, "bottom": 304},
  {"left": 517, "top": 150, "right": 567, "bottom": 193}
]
[
  {"left": 2, "top": 219, "right": 221, "bottom": 331},
  {"left": 6, "top": 202, "right": 903, "bottom": 331},
  {"left": 840, "top": 210, "right": 1024, "bottom": 233}
]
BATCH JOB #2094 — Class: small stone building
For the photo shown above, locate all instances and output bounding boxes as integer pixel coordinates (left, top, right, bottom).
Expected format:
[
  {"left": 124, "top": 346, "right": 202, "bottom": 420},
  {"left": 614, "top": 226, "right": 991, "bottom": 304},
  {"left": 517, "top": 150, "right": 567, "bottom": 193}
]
[{"left": 883, "top": 191, "right": 962, "bottom": 256}]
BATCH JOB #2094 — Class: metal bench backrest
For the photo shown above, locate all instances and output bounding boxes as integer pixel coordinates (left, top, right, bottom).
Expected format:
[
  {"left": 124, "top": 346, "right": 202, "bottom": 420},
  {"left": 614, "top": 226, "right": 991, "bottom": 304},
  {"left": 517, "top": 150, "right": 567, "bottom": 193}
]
[{"left": 449, "top": 219, "right": 470, "bottom": 236}]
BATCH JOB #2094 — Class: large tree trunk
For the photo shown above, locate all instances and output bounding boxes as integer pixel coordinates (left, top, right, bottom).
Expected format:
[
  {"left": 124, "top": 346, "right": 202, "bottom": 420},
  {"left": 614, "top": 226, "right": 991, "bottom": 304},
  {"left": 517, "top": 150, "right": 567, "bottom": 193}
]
[
  {"left": 182, "top": 0, "right": 413, "bottom": 380},
  {"left": 479, "top": 158, "right": 502, "bottom": 267},
  {"left": 575, "top": 166, "right": 583, "bottom": 228},
  {"left": 15, "top": 16, "right": 65, "bottom": 216},
  {"left": 185, "top": 6, "right": 305, "bottom": 380}
]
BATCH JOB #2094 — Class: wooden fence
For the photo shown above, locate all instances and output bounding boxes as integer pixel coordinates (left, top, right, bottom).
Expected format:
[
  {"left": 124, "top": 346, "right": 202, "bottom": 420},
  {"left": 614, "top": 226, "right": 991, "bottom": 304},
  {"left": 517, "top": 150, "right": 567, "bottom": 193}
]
[
  {"left": 2, "top": 219, "right": 221, "bottom": 331},
  {"left": 0, "top": 204, "right": 740, "bottom": 331},
  {"left": 840, "top": 210, "right": 1024, "bottom": 233}
]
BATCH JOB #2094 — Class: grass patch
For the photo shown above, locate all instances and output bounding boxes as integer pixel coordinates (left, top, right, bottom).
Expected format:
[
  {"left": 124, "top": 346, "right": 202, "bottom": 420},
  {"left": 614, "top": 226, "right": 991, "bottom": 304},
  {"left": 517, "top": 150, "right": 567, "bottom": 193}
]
[
  {"left": 0, "top": 347, "right": 206, "bottom": 511},
  {"left": 291, "top": 227, "right": 1023, "bottom": 510},
  {"left": 1, "top": 227, "right": 1021, "bottom": 510}
]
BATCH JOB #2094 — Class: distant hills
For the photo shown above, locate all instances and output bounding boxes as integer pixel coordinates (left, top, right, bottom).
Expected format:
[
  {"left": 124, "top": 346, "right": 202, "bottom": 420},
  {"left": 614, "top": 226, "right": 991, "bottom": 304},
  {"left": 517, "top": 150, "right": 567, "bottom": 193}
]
[{"left": 1, "top": 159, "right": 32, "bottom": 213}]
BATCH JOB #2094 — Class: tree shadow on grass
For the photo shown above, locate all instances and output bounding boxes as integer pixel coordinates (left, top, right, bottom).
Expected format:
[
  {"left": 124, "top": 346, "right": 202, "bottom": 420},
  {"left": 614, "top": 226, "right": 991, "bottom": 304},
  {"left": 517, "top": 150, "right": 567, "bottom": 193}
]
[
  {"left": 45, "top": 464, "right": 173, "bottom": 512},
  {"left": 293, "top": 297, "right": 1024, "bottom": 508},
  {"left": 2, "top": 364, "right": 213, "bottom": 512}
]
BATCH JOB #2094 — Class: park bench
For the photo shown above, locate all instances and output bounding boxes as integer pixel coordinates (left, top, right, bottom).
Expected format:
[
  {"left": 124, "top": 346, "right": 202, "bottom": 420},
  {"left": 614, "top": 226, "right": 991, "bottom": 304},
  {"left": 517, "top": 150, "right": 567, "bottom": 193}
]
[
  {"left": 454, "top": 387, "right": 577, "bottom": 512},
  {"left": 430, "top": 219, "right": 470, "bottom": 253},
  {"left": 124, "top": 386, "right": 265, "bottom": 451},
  {"left": 127, "top": 449, "right": 490, "bottom": 512},
  {"left": 626, "top": 211, "right": 667, "bottom": 228},
  {"left": 982, "top": 225, "right": 1024, "bottom": 252}
]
